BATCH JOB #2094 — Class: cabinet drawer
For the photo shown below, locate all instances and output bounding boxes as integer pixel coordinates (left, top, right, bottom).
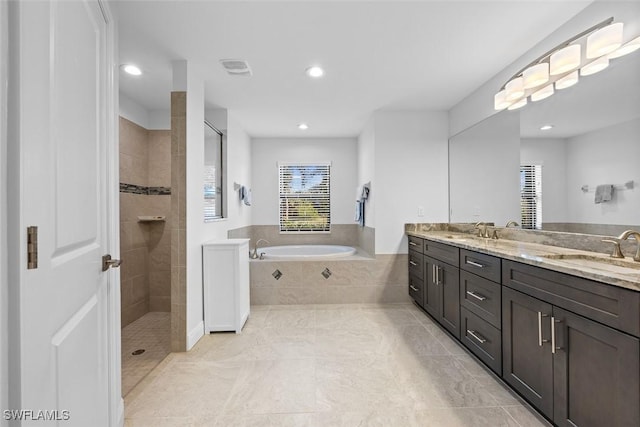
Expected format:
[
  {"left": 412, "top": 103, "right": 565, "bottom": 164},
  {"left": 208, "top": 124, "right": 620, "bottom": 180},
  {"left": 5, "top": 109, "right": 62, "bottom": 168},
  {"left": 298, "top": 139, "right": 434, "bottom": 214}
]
[
  {"left": 424, "top": 239, "right": 459, "bottom": 267},
  {"left": 460, "top": 249, "right": 501, "bottom": 282},
  {"left": 408, "top": 250, "right": 424, "bottom": 280},
  {"left": 408, "top": 235, "right": 424, "bottom": 254},
  {"left": 461, "top": 307, "right": 502, "bottom": 375},
  {"left": 408, "top": 275, "right": 424, "bottom": 306},
  {"left": 460, "top": 270, "right": 501, "bottom": 329},
  {"left": 503, "top": 260, "right": 640, "bottom": 338}
]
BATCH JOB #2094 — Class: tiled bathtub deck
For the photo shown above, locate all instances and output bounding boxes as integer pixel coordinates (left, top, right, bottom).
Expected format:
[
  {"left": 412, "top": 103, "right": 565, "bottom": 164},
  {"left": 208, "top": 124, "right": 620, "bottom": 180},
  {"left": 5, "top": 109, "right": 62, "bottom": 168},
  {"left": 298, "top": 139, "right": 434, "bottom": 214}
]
[{"left": 124, "top": 304, "right": 549, "bottom": 426}]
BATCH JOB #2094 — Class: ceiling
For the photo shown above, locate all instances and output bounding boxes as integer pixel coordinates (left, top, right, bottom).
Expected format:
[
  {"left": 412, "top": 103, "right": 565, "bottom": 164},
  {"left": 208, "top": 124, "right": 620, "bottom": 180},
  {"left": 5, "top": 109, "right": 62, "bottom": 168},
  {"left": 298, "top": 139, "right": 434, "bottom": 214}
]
[{"left": 113, "top": 0, "right": 592, "bottom": 137}]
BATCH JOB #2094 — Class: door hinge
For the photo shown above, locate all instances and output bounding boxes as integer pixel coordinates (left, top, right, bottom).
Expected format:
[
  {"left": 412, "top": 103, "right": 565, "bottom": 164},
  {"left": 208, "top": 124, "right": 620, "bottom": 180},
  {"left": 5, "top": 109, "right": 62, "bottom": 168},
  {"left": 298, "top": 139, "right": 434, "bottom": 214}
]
[{"left": 27, "top": 226, "right": 38, "bottom": 269}]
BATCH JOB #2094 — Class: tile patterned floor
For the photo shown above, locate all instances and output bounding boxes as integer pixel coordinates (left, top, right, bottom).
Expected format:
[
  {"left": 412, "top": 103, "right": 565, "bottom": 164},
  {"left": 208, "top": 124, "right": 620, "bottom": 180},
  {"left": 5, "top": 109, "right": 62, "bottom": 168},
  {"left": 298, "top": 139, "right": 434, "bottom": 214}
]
[
  {"left": 124, "top": 304, "right": 550, "bottom": 426},
  {"left": 122, "top": 312, "right": 171, "bottom": 396}
]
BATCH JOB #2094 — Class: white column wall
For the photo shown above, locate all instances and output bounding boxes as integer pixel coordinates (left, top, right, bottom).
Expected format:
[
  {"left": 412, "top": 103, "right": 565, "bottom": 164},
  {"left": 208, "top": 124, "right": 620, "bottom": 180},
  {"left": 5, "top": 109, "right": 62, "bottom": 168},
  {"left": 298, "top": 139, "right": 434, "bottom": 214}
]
[
  {"left": 373, "top": 111, "right": 449, "bottom": 254},
  {"left": 357, "top": 118, "right": 375, "bottom": 228}
]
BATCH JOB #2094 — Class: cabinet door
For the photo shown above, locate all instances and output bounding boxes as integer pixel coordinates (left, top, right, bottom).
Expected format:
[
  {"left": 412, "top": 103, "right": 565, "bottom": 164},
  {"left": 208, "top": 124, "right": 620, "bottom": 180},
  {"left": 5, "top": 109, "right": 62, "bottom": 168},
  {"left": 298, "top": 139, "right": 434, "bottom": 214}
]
[
  {"left": 502, "top": 287, "right": 554, "bottom": 418},
  {"left": 552, "top": 307, "right": 640, "bottom": 427},
  {"left": 423, "top": 257, "right": 439, "bottom": 318},
  {"left": 438, "top": 261, "right": 460, "bottom": 339}
]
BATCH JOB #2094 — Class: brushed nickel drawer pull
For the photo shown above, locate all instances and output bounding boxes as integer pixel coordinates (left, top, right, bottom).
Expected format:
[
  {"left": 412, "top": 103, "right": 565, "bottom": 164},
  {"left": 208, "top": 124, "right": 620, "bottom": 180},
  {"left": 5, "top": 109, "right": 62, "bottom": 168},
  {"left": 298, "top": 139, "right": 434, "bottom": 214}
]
[
  {"left": 409, "top": 285, "right": 419, "bottom": 292},
  {"left": 467, "top": 330, "right": 487, "bottom": 344},
  {"left": 466, "top": 260, "right": 485, "bottom": 268},
  {"left": 466, "top": 290, "right": 486, "bottom": 301},
  {"left": 409, "top": 260, "right": 418, "bottom": 267},
  {"left": 409, "top": 241, "right": 418, "bottom": 246},
  {"left": 537, "top": 312, "right": 549, "bottom": 347},
  {"left": 551, "top": 317, "right": 563, "bottom": 354}
]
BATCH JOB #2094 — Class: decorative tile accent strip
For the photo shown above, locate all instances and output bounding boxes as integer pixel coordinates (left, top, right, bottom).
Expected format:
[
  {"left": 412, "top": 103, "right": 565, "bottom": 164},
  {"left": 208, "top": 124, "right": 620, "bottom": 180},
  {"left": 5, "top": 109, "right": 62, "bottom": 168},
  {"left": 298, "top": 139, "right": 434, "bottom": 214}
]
[
  {"left": 120, "top": 183, "right": 171, "bottom": 196},
  {"left": 148, "top": 186, "right": 172, "bottom": 196}
]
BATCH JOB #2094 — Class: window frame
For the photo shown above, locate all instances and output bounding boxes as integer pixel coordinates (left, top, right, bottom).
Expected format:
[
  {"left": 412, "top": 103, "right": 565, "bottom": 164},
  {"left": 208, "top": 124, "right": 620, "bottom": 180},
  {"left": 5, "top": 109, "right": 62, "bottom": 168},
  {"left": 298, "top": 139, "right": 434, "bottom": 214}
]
[
  {"left": 278, "top": 162, "right": 331, "bottom": 234},
  {"left": 520, "top": 164, "right": 542, "bottom": 230}
]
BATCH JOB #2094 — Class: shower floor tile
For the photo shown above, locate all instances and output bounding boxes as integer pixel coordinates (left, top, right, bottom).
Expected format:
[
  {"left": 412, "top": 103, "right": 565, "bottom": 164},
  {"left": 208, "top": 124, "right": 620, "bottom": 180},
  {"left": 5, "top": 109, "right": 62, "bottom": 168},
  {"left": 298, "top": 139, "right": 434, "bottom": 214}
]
[{"left": 122, "top": 312, "right": 171, "bottom": 397}]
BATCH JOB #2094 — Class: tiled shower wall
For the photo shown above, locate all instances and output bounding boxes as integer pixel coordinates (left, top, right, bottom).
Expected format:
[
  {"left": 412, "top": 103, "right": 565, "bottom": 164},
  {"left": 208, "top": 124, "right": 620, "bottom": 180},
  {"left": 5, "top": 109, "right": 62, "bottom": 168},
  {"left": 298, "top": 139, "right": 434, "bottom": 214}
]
[{"left": 120, "top": 117, "right": 171, "bottom": 328}]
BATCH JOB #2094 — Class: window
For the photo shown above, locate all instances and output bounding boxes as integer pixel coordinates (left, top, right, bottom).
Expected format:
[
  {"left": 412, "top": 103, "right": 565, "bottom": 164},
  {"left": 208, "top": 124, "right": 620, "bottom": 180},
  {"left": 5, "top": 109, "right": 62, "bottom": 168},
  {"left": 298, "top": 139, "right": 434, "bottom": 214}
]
[
  {"left": 520, "top": 164, "right": 542, "bottom": 230},
  {"left": 204, "top": 121, "right": 223, "bottom": 221},
  {"left": 279, "top": 163, "right": 331, "bottom": 233}
]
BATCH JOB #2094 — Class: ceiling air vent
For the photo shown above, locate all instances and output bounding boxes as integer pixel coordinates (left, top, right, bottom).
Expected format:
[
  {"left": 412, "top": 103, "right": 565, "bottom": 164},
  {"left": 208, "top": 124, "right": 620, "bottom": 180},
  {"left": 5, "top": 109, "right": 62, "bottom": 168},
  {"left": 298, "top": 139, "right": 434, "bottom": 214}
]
[{"left": 220, "top": 59, "right": 252, "bottom": 76}]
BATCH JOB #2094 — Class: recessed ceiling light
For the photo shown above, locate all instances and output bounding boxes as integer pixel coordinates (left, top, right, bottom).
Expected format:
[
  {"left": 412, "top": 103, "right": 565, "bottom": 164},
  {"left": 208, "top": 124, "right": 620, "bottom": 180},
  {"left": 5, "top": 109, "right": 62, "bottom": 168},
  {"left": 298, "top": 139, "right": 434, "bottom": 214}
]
[
  {"left": 540, "top": 124, "right": 554, "bottom": 131},
  {"left": 305, "top": 66, "right": 324, "bottom": 78},
  {"left": 121, "top": 64, "right": 142, "bottom": 76},
  {"left": 298, "top": 123, "right": 309, "bottom": 130}
]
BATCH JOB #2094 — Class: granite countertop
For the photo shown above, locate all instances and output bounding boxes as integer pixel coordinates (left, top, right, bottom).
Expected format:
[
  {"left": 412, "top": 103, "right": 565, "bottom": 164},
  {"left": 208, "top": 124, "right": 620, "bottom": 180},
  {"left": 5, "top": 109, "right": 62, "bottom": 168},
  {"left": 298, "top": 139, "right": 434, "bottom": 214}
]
[{"left": 407, "top": 230, "right": 640, "bottom": 292}]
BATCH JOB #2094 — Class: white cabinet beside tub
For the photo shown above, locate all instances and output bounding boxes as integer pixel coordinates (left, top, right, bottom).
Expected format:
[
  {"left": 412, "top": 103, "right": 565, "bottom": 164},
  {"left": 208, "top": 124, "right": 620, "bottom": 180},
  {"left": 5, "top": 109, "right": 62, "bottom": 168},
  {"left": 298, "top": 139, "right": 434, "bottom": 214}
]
[{"left": 202, "top": 239, "right": 251, "bottom": 333}]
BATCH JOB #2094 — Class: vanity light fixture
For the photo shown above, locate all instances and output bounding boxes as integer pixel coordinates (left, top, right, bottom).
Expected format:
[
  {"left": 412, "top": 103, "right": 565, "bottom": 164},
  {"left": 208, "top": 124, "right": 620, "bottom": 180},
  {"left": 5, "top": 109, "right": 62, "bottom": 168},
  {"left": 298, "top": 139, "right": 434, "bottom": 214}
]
[
  {"left": 494, "top": 18, "right": 639, "bottom": 111},
  {"left": 305, "top": 66, "right": 324, "bottom": 78},
  {"left": 121, "top": 64, "right": 142, "bottom": 76},
  {"left": 531, "top": 84, "right": 554, "bottom": 102},
  {"left": 581, "top": 55, "right": 609, "bottom": 76},
  {"left": 555, "top": 70, "right": 579, "bottom": 90},
  {"left": 608, "top": 35, "right": 640, "bottom": 59},
  {"left": 540, "top": 124, "right": 554, "bottom": 131},
  {"left": 297, "top": 123, "right": 309, "bottom": 130}
]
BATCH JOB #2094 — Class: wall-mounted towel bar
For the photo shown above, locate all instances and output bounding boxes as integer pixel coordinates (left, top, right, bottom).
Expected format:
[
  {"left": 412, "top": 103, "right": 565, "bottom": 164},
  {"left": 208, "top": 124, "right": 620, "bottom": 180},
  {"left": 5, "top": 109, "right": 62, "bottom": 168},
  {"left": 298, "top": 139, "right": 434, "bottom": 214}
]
[{"left": 581, "top": 180, "right": 634, "bottom": 193}]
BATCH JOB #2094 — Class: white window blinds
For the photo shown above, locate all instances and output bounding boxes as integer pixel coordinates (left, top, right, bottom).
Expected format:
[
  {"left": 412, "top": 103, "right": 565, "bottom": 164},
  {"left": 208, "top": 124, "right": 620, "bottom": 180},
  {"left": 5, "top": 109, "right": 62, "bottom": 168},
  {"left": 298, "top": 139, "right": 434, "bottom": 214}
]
[
  {"left": 278, "top": 163, "right": 331, "bottom": 233},
  {"left": 520, "top": 165, "right": 542, "bottom": 230}
]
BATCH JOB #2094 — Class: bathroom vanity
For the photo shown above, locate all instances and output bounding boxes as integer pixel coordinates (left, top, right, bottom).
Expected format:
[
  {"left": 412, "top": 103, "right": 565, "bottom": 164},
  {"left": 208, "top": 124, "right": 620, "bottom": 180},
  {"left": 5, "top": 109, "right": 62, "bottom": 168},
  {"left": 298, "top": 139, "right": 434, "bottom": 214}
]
[{"left": 406, "top": 228, "right": 640, "bottom": 427}]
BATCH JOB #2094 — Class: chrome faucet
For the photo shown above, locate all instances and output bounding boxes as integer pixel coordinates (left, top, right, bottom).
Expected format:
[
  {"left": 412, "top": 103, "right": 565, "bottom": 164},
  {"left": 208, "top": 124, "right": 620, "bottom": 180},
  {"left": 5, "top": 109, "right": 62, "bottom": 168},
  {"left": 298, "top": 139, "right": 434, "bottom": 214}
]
[
  {"left": 505, "top": 220, "right": 520, "bottom": 228},
  {"left": 474, "top": 222, "right": 489, "bottom": 238},
  {"left": 251, "top": 239, "right": 270, "bottom": 259},
  {"left": 617, "top": 230, "right": 640, "bottom": 261}
]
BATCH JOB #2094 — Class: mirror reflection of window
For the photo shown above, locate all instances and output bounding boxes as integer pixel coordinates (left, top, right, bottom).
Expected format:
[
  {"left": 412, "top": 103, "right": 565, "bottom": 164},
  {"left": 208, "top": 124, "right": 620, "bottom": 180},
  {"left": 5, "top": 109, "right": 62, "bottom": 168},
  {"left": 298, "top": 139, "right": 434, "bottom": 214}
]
[{"left": 204, "top": 121, "right": 224, "bottom": 222}]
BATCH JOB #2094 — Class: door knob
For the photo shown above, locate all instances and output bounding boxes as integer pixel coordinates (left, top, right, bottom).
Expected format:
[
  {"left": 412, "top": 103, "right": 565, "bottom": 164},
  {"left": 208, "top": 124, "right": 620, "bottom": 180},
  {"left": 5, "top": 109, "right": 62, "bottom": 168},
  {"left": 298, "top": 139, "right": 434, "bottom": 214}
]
[{"left": 102, "top": 254, "right": 122, "bottom": 272}]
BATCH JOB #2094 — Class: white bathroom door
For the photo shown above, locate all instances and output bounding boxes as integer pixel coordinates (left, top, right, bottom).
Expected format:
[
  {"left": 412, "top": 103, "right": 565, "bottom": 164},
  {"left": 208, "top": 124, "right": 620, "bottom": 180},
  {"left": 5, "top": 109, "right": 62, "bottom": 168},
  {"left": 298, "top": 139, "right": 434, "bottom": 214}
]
[{"left": 12, "top": 0, "right": 118, "bottom": 425}]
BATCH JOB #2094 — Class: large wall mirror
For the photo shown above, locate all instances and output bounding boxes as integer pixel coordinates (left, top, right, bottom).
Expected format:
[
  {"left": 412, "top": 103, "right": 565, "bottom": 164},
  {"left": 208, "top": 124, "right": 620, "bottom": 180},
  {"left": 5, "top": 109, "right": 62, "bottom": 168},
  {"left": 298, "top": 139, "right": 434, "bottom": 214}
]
[{"left": 450, "top": 49, "right": 640, "bottom": 235}]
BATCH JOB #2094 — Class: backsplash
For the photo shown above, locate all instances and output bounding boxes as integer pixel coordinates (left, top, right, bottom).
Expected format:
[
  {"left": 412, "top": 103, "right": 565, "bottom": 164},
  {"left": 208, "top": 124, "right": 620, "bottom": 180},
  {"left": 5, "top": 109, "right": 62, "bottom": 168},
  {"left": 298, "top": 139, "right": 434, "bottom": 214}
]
[{"left": 405, "top": 222, "right": 639, "bottom": 255}]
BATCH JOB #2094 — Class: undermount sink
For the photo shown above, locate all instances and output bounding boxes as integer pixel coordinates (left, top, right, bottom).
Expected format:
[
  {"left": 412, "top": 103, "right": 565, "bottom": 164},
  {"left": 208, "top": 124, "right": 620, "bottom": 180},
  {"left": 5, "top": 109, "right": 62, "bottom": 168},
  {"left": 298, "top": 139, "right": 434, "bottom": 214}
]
[
  {"left": 443, "top": 234, "right": 473, "bottom": 241},
  {"left": 540, "top": 253, "right": 640, "bottom": 273}
]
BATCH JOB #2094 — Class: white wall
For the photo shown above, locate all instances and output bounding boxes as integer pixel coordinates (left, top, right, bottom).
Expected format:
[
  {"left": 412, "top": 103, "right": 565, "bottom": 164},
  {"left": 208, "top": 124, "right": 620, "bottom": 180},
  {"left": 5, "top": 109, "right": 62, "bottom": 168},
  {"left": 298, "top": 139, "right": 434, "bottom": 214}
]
[
  {"left": 250, "top": 138, "right": 358, "bottom": 226},
  {"left": 565, "top": 118, "right": 640, "bottom": 226},
  {"left": 0, "top": 0, "right": 8, "bottom": 419},
  {"left": 449, "top": 1, "right": 640, "bottom": 136},
  {"left": 521, "top": 138, "right": 568, "bottom": 223},
  {"left": 148, "top": 109, "right": 170, "bottom": 130},
  {"left": 202, "top": 112, "right": 252, "bottom": 239},
  {"left": 185, "top": 105, "right": 252, "bottom": 349},
  {"left": 357, "top": 118, "right": 375, "bottom": 228},
  {"left": 374, "top": 111, "right": 449, "bottom": 254},
  {"left": 119, "top": 92, "right": 150, "bottom": 129}
]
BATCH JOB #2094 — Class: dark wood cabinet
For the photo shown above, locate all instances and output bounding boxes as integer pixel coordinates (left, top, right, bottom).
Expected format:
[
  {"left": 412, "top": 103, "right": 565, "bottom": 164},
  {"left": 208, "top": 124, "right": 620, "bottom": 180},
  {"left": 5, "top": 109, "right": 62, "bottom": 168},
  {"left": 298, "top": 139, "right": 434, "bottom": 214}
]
[
  {"left": 425, "top": 256, "right": 460, "bottom": 339},
  {"left": 461, "top": 307, "right": 502, "bottom": 373},
  {"left": 407, "top": 234, "right": 640, "bottom": 427},
  {"left": 503, "top": 286, "right": 554, "bottom": 418},
  {"left": 552, "top": 307, "right": 639, "bottom": 427},
  {"left": 503, "top": 285, "right": 640, "bottom": 427}
]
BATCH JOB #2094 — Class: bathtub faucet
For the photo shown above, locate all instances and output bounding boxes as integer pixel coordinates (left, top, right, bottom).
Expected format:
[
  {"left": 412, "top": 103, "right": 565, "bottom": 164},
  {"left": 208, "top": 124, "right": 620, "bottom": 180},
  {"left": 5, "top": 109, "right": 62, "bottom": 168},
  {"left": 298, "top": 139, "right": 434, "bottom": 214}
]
[{"left": 251, "top": 239, "right": 270, "bottom": 259}]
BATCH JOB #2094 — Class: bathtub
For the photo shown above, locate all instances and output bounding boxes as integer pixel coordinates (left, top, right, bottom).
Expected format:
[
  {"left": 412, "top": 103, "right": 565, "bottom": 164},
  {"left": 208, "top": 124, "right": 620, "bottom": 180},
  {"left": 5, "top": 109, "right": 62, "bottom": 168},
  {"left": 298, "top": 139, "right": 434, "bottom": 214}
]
[{"left": 258, "top": 245, "right": 356, "bottom": 259}]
